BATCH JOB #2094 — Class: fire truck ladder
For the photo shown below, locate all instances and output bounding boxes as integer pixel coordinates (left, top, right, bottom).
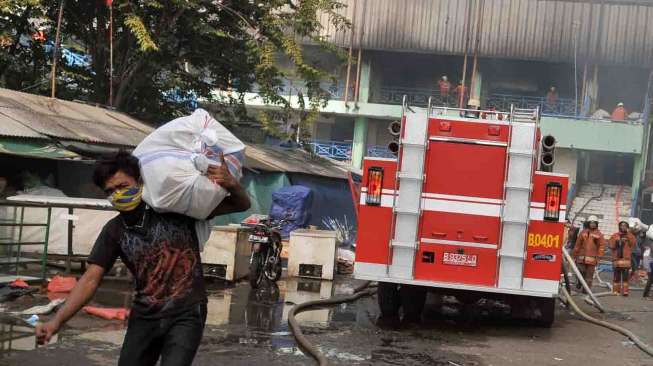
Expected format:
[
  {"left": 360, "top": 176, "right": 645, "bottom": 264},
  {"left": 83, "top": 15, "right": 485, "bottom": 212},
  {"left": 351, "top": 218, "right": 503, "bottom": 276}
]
[
  {"left": 387, "top": 97, "right": 429, "bottom": 279},
  {"left": 498, "top": 107, "right": 539, "bottom": 289}
]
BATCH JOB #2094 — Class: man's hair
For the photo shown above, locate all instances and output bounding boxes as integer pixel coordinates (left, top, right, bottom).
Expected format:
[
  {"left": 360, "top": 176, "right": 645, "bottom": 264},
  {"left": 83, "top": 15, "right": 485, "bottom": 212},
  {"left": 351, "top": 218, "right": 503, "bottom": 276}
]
[{"left": 92, "top": 151, "right": 141, "bottom": 188}]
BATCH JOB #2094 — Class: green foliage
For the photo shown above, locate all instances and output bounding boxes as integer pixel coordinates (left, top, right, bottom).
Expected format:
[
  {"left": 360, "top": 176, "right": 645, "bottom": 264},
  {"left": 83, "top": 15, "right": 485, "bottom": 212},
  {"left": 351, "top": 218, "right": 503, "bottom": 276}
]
[
  {"left": 123, "top": 14, "right": 158, "bottom": 52},
  {"left": 0, "top": 0, "right": 350, "bottom": 142}
]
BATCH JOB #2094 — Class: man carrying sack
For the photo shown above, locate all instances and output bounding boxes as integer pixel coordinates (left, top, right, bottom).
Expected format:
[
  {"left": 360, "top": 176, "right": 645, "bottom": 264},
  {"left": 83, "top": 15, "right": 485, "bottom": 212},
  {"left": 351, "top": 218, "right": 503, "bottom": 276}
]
[
  {"left": 609, "top": 221, "right": 637, "bottom": 296},
  {"left": 573, "top": 216, "right": 605, "bottom": 292}
]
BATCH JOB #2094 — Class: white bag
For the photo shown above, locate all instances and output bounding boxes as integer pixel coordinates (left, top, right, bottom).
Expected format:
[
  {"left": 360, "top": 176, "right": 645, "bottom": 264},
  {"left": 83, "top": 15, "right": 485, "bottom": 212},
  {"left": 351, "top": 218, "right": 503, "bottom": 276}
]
[{"left": 133, "top": 109, "right": 245, "bottom": 221}]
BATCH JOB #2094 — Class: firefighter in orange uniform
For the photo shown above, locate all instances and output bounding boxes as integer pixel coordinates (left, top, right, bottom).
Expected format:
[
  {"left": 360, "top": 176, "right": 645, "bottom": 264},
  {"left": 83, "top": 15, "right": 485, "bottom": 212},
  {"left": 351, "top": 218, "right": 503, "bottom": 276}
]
[
  {"left": 609, "top": 221, "right": 636, "bottom": 296},
  {"left": 573, "top": 216, "right": 605, "bottom": 291}
]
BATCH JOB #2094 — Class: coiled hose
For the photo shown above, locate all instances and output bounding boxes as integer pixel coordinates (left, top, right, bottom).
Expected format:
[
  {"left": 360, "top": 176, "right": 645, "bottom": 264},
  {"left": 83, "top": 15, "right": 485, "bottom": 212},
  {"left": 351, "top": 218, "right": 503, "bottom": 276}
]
[{"left": 288, "top": 281, "right": 376, "bottom": 366}]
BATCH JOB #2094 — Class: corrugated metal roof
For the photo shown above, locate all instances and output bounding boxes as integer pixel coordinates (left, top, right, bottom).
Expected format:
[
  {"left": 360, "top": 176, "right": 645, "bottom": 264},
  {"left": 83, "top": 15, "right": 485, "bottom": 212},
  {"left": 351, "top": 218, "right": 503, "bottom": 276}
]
[
  {"left": 0, "top": 88, "right": 153, "bottom": 146},
  {"left": 244, "top": 144, "right": 351, "bottom": 179},
  {"left": 320, "top": 0, "right": 653, "bottom": 67}
]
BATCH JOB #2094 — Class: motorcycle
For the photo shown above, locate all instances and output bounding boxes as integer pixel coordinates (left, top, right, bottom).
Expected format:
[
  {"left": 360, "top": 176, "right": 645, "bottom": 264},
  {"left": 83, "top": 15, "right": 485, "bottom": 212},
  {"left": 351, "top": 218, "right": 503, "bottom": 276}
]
[{"left": 243, "top": 215, "right": 287, "bottom": 289}]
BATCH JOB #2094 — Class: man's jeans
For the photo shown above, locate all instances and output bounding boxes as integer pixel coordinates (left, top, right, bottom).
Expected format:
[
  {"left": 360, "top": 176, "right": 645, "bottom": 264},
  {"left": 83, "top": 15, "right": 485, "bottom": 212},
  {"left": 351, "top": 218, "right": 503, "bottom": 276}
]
[{"left": 118, "top": 303, "right": 207, "bottom": 366}]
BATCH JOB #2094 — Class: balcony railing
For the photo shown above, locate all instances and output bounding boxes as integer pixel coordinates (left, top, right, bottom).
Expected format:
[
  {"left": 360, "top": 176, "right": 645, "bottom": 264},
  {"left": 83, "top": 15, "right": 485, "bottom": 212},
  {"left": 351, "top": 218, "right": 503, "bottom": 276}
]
[
  {"left": 251, "top": 81, "right": 351, "bottom": 101},
  {"left": 373, "top": 86, "right": 582, "bottom": 117},
  {"left": 374, "top": 87, "right": 459, "bottom": 107},
  {"left": 307, "top": 140, "right": 395, "bottom": 161},
  {"left": 485, "top": 94, "right": 578, "bottom": 117},
  {"left": 307, "top": 140, "right": 352, "bottom": 161}
]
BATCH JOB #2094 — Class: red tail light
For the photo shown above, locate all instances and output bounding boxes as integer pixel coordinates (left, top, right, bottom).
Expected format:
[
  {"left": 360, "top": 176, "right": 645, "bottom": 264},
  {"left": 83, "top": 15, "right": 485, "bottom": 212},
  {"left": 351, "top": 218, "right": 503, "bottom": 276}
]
[
  {"left": 544, "top": 182, "right": 562, "bottom": 222},
  {"left": 366, "top": 167, "right": 384, "bottom": 206}
]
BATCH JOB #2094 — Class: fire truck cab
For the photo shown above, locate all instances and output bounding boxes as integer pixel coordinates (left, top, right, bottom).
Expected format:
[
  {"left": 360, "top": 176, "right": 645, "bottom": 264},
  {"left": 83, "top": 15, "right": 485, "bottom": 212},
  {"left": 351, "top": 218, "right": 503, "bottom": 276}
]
[{"left": 354, "top": 102, "right": 568, "bottom": 326}]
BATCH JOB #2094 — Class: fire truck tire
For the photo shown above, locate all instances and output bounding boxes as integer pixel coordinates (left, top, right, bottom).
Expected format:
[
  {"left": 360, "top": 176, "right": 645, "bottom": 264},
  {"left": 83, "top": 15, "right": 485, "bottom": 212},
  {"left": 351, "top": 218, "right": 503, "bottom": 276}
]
[
  {"left": 536, "top": 297, "right": 556, "bottom": 328},
  {"left": 400, "top": 285, "right": 427, "bottom": 323},
  {"left": 377, "top": 282, "right": 401, "bottom": 318}
]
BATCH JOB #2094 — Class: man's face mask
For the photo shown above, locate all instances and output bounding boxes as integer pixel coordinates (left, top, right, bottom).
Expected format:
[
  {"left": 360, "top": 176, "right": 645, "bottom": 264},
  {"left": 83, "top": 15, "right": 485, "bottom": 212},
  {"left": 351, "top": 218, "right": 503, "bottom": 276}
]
[{"left": 108, "top": 186, "right": 143, "bottom": 211}]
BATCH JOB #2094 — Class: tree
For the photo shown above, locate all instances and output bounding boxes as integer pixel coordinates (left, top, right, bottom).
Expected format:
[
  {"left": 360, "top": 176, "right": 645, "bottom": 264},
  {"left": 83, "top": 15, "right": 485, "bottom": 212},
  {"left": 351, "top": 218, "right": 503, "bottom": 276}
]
[
  {"left": 1, "top": 0, "right": 349, "bottom": 140},
  {"left": 0, "top": 0, "right": 50, "bottom": 94}
]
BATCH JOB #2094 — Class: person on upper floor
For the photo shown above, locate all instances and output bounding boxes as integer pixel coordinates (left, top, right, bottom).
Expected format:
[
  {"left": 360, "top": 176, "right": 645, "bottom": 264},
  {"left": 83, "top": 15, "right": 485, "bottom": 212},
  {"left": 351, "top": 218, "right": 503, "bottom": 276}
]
[
  {"left": 611, "top": 102, "right": 628, "bottom": 121},
  {"left": 438, "top": 75, "right": 451, "bottom": 98}
]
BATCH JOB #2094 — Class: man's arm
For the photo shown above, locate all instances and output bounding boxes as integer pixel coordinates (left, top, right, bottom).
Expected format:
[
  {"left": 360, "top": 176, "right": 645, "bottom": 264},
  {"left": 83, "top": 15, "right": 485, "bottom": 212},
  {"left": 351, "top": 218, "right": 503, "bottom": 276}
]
[
  {"left": 209, "top": 182, "right": 251, "bottom": 217},
  {"left": 35, "top": 264, "right": 105, "bottom": 344},
  {"left": 206, "top": 153, "right": 251, "bottom": 218},
  {"left": 572, "top": 232, "right": 583, "bottom": 257}
]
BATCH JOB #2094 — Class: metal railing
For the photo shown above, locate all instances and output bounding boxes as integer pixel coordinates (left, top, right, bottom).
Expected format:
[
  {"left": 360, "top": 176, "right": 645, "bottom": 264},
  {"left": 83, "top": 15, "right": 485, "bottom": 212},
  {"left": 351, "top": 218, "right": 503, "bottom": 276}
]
[
  {"left": 485, "top": 94, "right": 578, "bottom": 117},
  {"left": 367, "top": 145, "right": 396, "bottom": 159},
  {"left": 373, "top": 87, "right": 581, "bottom": 117},
  {"left": 251, "top": 81, "right": 351, "bottom": 101},
  {"left": 307, "top": 140, "right": 395, "bottom": 161},
  {"left": 374, "top": 86, "right": 459, "bottom": 107},
  {"left": 307, "top": 140, "right": 352, "bottom": 160}
]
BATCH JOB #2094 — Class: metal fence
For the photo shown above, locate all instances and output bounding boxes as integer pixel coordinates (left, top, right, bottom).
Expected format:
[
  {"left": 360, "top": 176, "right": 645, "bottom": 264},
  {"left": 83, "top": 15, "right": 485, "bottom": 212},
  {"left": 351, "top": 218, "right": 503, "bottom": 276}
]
[
  {"left": 485, "top": 94, "right": 578, "bottom": 117},
  {"left": 374, "top": 87, "right": 459, "bottom": 107},
  {"left": 307, "top": 140, "right": 395, "bottom": 161},
  {"left": 373, "top": 86, "right": 579, "bottom": 117},
  {"left": 251, "top": 81, "right": 350, "bottom": 101}
]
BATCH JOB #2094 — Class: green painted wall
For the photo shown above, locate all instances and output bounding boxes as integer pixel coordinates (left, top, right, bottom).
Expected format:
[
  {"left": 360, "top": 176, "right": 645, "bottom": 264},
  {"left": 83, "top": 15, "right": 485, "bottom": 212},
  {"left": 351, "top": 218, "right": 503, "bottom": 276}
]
[{"left": 540, "top": 117, "right": 644, "bottom": 154}]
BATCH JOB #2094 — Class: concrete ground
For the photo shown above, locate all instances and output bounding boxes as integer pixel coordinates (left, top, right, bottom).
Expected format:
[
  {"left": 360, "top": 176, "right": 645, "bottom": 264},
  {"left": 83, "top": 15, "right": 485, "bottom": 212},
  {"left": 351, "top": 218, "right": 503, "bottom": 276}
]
[{"left": 0, "top": 274, "right": 652, "bottom": 366}]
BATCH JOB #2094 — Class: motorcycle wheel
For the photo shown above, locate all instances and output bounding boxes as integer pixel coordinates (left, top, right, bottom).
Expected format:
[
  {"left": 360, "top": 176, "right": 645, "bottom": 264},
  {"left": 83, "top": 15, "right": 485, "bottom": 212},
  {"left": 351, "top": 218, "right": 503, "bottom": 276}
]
[{"left": 249, "top": 252, "right": 265, "bottom": 289}]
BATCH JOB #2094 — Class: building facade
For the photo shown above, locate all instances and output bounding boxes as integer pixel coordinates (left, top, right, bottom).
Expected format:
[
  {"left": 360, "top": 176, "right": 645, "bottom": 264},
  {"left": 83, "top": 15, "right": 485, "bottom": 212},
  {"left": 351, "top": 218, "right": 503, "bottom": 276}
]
[{"left": 233, "top": 0, "right": 652, "bottom": 220}]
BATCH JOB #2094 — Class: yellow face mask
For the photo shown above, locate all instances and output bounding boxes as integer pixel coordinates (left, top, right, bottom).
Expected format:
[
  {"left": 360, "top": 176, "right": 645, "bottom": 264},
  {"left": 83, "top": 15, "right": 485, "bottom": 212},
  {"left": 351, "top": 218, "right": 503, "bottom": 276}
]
[{"left": 109, "top": 186, "right": 143, "bottom": 211}]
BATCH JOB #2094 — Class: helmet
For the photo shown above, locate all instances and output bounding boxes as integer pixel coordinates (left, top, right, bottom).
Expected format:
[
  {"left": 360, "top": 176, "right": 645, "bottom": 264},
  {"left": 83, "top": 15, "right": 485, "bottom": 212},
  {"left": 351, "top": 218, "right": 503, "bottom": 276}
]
[
  {"left": 587, "top": 215, "right": 599, "bottom": 223},
  {"left": 618, "top": 102, "right": 624, "bottom": 107},
  {"left": 468, "top": 98, "right": 480, "bottom": 107},
  {"left": 442, "top": 75, "right": 448, "bottom": 81}
]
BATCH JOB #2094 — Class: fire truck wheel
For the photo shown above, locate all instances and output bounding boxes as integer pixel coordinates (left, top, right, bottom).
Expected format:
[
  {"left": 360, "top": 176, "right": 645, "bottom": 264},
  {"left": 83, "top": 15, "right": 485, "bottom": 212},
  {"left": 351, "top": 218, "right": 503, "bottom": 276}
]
[
  {"left": 400, "top": 285, "right": 426, "bottom": 323},
  {"left": 535, "top": 297, "right": 556, "bottom": 328},
  {"left": 377, "top": 282, "right": 401, "bottom": 319}
]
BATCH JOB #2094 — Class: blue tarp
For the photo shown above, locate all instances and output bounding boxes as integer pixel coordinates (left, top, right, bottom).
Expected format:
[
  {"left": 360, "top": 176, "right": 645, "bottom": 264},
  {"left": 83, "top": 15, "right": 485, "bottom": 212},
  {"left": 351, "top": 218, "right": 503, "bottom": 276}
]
[
  {"left": 287, "top": 173, "right": 356, "bottom": 229},
  {"left": 269, "top": 185, "right": 313, "bottom": 238}
]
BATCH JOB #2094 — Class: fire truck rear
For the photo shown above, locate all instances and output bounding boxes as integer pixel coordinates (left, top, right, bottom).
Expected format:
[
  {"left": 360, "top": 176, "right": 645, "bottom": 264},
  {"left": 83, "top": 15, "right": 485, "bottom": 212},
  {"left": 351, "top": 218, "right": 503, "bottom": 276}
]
[{"left": 354, "top": 101, "right": 568, "bottom": 326}]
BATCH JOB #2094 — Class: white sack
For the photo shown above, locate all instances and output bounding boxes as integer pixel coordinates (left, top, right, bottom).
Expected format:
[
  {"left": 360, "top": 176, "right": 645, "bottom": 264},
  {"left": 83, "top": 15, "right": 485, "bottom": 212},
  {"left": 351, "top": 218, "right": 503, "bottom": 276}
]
[{"left": 133, "top": 109, "right": 245, "bottom": 220}]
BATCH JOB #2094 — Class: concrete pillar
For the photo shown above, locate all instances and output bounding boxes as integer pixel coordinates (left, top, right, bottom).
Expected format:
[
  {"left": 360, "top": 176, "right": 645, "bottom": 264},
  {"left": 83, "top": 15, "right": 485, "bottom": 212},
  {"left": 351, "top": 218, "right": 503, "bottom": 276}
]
[
  {"left": 358, "top": 60, "right": 372, "bottom": 103},
  {"left": 471, "top": 71, "right": 482, "bottom": 103},
  {"left": 366, "top": 119, "right": 378, "bottom": 147},
  {"left": 352, "top": 117, "right": 368, "bottom": 169}
]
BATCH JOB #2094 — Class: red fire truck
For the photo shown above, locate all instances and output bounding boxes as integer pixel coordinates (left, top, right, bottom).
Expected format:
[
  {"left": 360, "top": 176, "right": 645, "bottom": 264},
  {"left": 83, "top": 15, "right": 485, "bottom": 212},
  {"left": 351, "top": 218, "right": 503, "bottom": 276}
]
[{"left": 354, "top": 101, "right": 567, "bottom": 326}]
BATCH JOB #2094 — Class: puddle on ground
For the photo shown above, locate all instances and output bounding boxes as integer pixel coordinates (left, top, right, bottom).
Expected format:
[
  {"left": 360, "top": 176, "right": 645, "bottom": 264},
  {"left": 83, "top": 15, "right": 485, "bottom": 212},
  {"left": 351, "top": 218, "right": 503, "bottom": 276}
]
[{"left": 203, "top": 277, "right": 372, "bottom": 332}]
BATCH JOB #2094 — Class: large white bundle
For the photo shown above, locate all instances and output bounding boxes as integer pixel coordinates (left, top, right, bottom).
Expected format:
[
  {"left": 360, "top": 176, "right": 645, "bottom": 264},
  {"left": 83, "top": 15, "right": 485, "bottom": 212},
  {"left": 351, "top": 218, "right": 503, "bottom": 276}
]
[{"left": 133, "top": 109, "right": 245, "bottom": 220}]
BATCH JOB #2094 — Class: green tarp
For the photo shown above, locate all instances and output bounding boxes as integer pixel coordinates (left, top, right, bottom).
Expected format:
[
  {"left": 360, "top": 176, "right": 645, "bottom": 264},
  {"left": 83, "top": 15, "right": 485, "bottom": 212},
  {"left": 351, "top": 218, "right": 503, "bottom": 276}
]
[
  {"left": 0, "top": 138, "right": 80, "bottom": 160},
  {"left": 211, "top": 171, "right": 290, "bottom": 226}
]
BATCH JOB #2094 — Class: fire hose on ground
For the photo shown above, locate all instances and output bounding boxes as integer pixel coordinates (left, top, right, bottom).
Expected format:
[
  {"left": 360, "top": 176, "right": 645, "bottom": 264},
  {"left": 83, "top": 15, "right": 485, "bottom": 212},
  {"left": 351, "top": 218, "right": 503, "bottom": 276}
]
[
  {"left": 562, "top": 247, "right": 653, "bottom": 357},
  {"left": 289, "top": 250, "right": 651, "bottom": 364},
  {"left": 288, "top": 281, "right": 376, "bottom": 366},
  {"left": 560, "top": 287, "right": 653, "bottom": 357}
]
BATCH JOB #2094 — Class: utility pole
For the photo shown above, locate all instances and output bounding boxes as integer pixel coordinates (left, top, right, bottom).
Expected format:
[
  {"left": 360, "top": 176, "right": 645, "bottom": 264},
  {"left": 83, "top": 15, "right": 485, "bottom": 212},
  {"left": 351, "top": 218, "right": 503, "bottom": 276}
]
[{"left": 50, "top": 0, "right": 65, "bottom": 98}]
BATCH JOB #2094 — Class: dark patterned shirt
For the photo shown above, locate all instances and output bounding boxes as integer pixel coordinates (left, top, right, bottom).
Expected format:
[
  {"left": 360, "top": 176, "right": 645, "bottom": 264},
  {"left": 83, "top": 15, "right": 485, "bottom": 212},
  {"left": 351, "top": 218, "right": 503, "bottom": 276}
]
[{"left": 88, "top": 205, "right": 206, "bottom": 318}]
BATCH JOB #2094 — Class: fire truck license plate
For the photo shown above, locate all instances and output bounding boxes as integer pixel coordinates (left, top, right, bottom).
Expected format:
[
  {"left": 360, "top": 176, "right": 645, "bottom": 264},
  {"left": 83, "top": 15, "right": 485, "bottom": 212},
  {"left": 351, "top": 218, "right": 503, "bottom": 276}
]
[{"left": 442, "top": 253, "right": 478, "bottom": 267}]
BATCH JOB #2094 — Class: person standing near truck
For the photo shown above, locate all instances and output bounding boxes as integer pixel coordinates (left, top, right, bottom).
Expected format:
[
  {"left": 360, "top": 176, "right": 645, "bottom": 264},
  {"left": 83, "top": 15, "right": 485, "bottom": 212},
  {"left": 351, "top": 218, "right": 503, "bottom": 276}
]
[
  {"left": 573, "top": 216, "right": 605, "bottom": 291},
  {"left": 35, "top": 152, "right": 251, "bottom": 366},
  {"left": 609, "top": 221, "right": 637, "bottom": 296}
]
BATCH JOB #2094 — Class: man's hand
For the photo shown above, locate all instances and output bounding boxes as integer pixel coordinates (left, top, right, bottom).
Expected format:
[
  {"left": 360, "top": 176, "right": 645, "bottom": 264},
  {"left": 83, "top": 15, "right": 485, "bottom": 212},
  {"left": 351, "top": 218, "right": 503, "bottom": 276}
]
[
  {"left": 36, "top": 319, "right": 61, "bottom": 345},
  {"left": 34, "top": 265, "right": 104, "bottom": 345},
  {"left": 207, "top": 153, "right": 238, "bottom": 190}
]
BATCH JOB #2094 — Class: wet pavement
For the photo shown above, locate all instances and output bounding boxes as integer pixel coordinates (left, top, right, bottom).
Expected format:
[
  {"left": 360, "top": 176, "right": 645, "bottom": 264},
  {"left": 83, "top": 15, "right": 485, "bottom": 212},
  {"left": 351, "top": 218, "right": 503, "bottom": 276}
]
[{"left": 0, "top": 274, "right": 652, "bottom": 365}]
